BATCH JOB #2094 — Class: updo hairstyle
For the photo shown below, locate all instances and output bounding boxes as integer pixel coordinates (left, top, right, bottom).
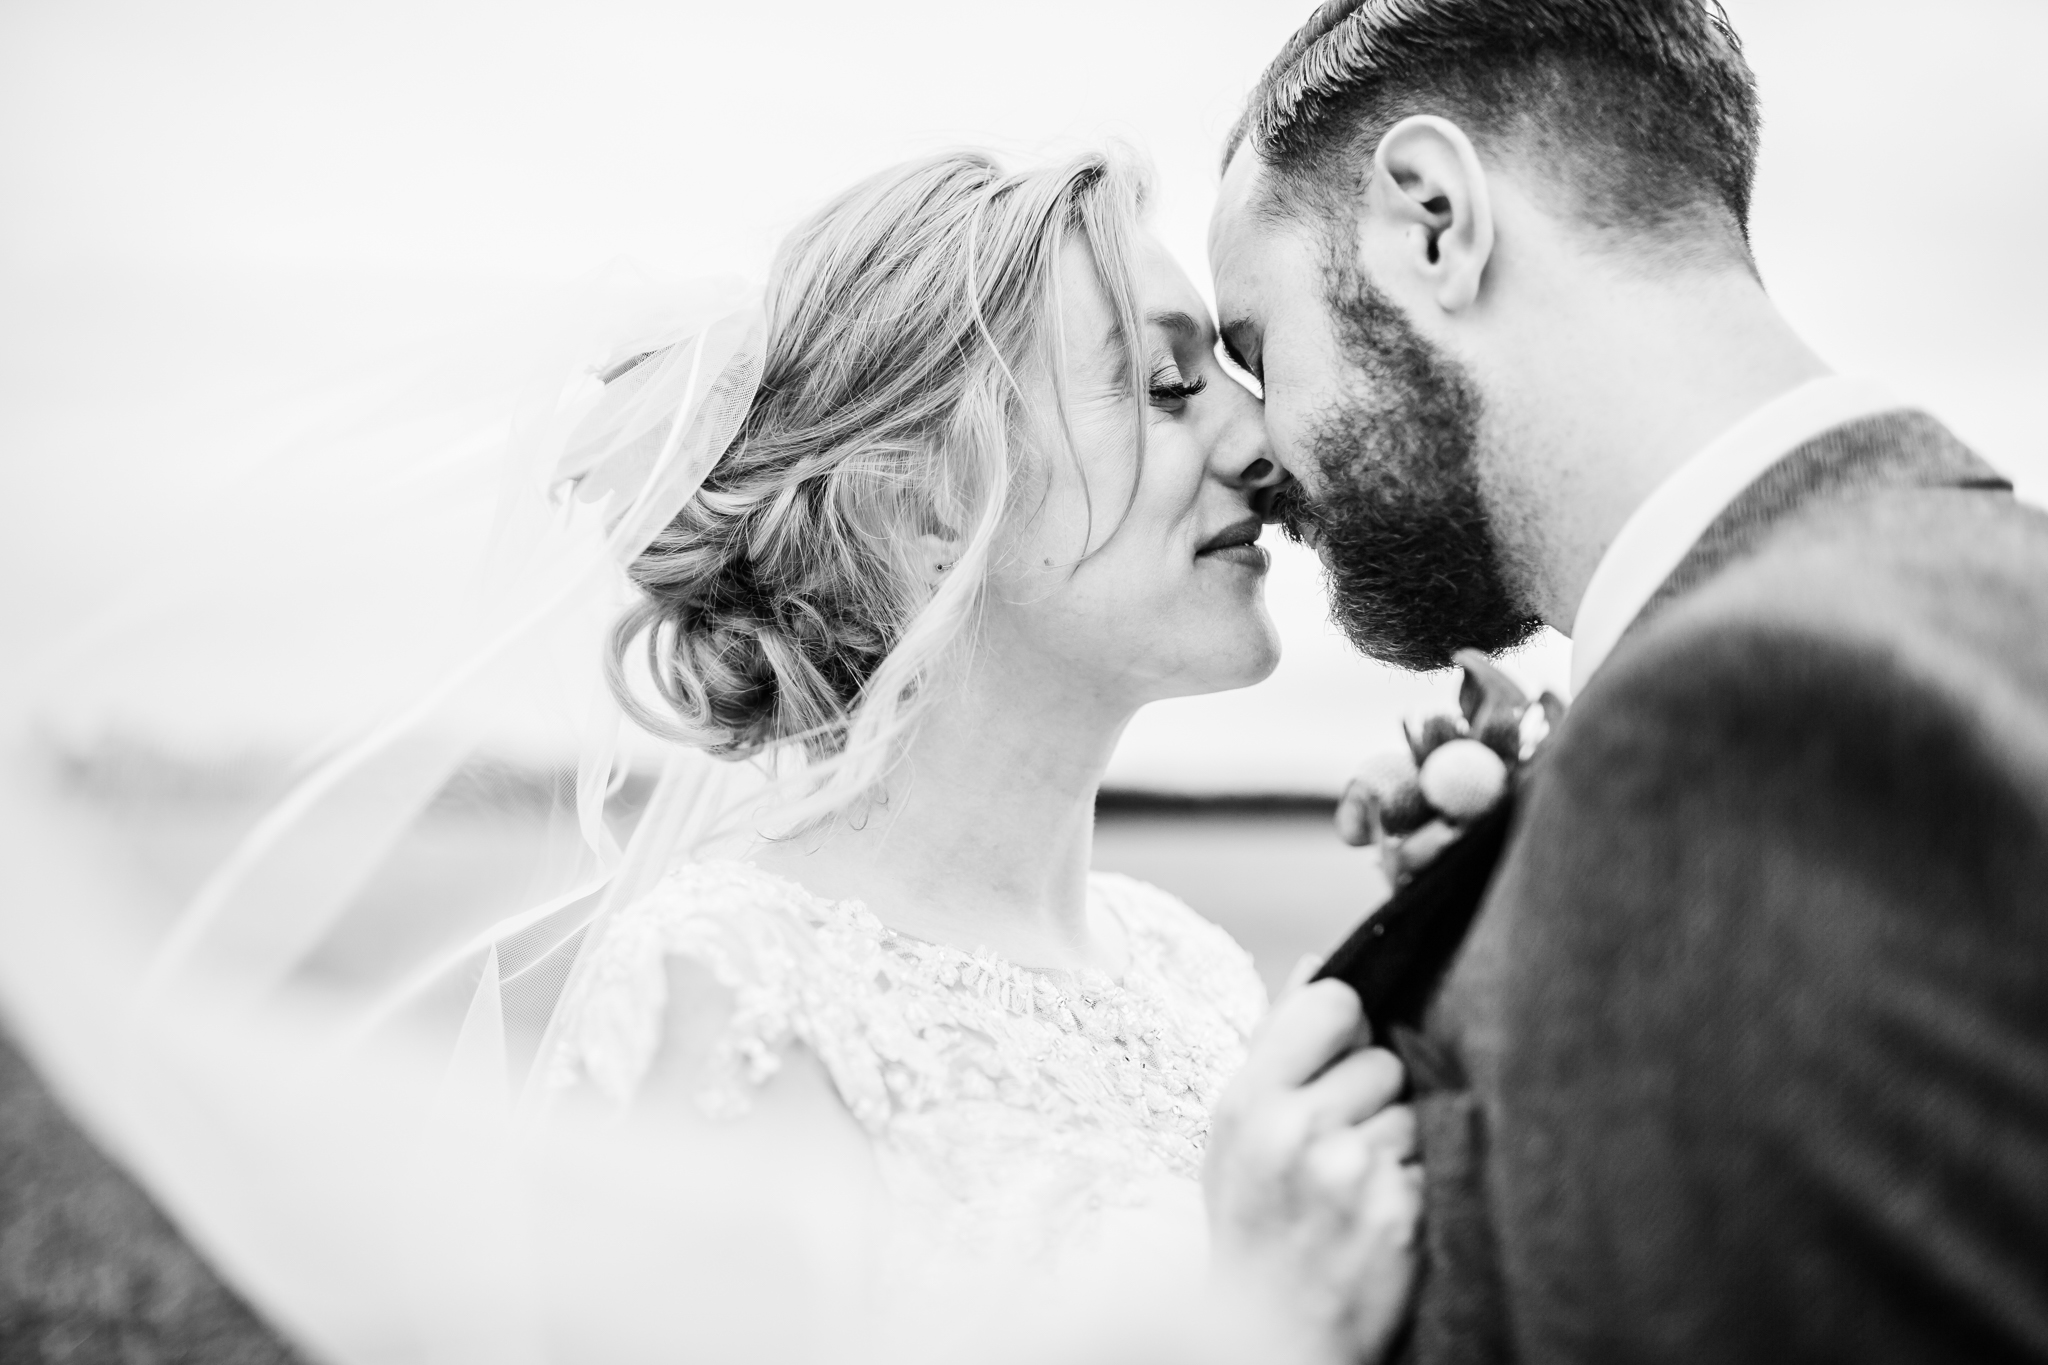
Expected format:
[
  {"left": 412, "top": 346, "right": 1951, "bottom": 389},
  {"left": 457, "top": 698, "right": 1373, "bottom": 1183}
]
[{"left": 609, "top": 149, "right": 1150, "bottom": 812}]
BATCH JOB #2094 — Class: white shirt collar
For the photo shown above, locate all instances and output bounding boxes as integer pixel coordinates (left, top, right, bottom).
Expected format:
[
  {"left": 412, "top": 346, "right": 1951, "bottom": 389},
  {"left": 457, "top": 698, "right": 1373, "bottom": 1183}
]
[{"left": 1567, "top": 375, "right": 1906, "bottom": 694}]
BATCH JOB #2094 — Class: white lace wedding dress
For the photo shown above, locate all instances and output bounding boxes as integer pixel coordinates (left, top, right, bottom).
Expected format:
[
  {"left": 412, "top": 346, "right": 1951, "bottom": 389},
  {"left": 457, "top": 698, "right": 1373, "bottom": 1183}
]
[{"left": 549, "top": 859, "right": 1267, "bottom": 1283}]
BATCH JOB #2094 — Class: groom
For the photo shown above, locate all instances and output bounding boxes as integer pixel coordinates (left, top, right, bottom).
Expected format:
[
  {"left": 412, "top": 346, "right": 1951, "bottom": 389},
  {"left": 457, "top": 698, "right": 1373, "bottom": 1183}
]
[{"left": 1202, "top": 1, "right": 2048, "bottom": 1362}]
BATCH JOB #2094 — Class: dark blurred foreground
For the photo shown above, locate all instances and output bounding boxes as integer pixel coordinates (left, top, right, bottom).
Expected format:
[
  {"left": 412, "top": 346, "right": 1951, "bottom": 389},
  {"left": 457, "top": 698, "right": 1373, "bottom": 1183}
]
[{"left": 0, "top": 1030, "right": 302, "bottom": 1364}]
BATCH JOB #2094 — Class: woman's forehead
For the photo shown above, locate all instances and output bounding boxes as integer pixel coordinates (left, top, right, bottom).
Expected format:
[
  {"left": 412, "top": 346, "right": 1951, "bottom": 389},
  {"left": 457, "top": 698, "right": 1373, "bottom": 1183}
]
[
  {"left": 1134, "top": 234, "right": 1209, "bottom": 328},
  {"left": 1056, "top": 234, "right": 1214, "bottom": 363}
]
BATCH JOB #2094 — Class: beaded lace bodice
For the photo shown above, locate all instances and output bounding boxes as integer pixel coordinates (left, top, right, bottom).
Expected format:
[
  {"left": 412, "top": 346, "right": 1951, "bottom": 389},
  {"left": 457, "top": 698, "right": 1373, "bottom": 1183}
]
[{"left": 551, "top": 859, "right": 1267, "bottom": 1271}]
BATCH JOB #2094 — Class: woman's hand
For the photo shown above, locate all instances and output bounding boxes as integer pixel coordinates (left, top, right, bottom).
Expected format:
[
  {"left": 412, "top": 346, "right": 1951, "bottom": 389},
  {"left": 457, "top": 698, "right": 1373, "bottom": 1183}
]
[{"left": 1203, "top": 980, "right": 1423, "bottom": 1364}]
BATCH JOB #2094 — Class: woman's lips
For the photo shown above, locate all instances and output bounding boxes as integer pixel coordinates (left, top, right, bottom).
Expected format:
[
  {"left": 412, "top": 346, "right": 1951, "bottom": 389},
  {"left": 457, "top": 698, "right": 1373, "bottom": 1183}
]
[
  {"left": 1201, "top": 540, "right": 1271, "bottom": 571},
  {"left": 1196, "top": 516, "right": 1270, "bottom": 571}
]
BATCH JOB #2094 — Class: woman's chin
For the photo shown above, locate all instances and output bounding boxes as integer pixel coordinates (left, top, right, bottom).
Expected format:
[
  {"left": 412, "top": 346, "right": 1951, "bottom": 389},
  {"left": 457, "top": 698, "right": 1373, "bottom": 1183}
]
[
  {"left": 1238, "top": 609, "right": 1284, "bottom": 684},
  {"left": 1174, "top": 622, "right": 1283, "bottom": 698},
  {"left": 1238, "top": 633, "right": 1283, "bottom": 689}
]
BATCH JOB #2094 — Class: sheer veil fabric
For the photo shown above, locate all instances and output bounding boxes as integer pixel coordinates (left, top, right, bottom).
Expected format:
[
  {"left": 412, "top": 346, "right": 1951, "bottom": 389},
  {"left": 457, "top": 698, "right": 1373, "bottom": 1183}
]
[
  {"left": 0, "top": 270, "right": 927, "bottom": 1361},
  {"left": 1, "top": 267, "right": 1276, "bottom": 1362},
  {"left": 119, "top": 271, "right": 775, "bottom": 1082}
]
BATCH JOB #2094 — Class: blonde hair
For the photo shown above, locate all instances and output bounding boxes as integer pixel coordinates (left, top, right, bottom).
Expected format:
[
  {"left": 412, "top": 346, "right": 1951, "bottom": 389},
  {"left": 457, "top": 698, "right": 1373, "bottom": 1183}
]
[{"left": 609, "top": 148, "right": 1150, "bottom": 823}]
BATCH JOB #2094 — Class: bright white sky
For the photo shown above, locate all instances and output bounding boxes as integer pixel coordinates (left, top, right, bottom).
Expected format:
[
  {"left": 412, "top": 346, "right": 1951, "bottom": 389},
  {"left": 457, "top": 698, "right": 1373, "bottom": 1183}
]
[{"left": 3, "top": 0, "right": 2044, "bottom": 792}]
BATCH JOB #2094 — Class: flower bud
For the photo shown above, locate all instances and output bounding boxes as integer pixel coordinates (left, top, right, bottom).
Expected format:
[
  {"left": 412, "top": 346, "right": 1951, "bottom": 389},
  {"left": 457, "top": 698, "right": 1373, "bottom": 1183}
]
[
  {"left": 1350, "top": 746, "right": 1418, "bottom": 800},
  {"left": 1418, "top": 738, "right": 1509, "bottom": 822},
  {"left": 1404, "top": 713, "right": 1466, "bottom": 765}
]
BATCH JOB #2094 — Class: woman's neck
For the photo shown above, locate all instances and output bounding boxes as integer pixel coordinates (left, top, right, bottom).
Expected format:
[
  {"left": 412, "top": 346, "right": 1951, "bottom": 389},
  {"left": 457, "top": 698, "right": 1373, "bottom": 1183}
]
[{"left": 749, "top": 660, "right": 1134, "bottom": 975}]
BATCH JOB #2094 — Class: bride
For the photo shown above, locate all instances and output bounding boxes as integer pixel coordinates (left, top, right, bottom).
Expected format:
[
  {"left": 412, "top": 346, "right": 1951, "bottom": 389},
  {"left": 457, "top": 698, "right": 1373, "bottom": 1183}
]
[
  {"left": 11, "top": 141, "right": 1417, "bottom": 1361},
  {"left": 548, "top": 147, "right": 1290, "bottom": 1272}
]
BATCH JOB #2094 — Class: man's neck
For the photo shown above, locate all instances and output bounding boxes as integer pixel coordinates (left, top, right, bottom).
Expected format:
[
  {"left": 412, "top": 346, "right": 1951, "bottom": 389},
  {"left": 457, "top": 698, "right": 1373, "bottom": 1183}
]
[{"left": 1485, "top": 263, "right": 1831, "bottom": 630}]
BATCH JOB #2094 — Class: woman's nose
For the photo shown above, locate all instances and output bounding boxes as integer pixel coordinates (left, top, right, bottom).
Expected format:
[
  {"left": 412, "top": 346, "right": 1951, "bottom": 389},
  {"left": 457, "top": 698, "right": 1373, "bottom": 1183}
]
[
  {"left": 1211, "top": 393, "right": 1285, "bottom": 478},
  {"left": 1243, "top": 456, "right": 1295, "bottom": 522},
  {"left": 1233, "top": 453, "right": 1287, "bottom": 491},
  {"left": 1212, "top": 412, "right": 1292, "bottom": 507}
]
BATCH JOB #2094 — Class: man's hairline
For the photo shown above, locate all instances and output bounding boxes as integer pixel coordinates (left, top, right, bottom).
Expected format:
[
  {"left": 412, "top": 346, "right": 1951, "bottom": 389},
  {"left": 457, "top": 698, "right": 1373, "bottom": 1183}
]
[{"left": 1226, "top": 125, "right": 1757, "bottom": 290}]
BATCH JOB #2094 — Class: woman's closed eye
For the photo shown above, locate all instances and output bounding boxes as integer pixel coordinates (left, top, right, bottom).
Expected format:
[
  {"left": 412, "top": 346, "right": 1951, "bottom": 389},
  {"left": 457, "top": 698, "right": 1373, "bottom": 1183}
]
[{"left": 1147, "top": 363, "right": 1208, "bottom": 413}]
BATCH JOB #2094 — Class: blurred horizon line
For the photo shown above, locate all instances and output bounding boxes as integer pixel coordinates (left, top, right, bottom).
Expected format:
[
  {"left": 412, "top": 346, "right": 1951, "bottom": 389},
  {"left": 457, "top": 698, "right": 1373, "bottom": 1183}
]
[{"left": 47, "top": 733, "right": 1348, "bottom": 810}]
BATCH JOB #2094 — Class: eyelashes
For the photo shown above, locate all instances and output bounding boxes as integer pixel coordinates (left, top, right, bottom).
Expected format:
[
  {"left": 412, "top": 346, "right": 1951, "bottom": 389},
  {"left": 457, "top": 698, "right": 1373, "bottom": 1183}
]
[{"left": 1147, "top": 367, "right": 1208, "bottom": 408}]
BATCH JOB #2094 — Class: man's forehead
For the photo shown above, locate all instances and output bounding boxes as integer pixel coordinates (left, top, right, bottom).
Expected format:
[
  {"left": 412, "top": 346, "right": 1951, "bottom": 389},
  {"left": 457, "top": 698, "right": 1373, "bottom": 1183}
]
[
  {"left": 1208, "top": 145, "right": 1268, "bottom": 269},
  {"left": 1210, "top": 146, "right": 1320, "bottom": 294}
]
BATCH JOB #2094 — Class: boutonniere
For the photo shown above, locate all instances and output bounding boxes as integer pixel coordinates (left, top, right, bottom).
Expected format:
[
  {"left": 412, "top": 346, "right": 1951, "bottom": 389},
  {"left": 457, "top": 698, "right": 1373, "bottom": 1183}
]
[{"left": 1335, "top": 648, "right": 1567, "bottom": 883}]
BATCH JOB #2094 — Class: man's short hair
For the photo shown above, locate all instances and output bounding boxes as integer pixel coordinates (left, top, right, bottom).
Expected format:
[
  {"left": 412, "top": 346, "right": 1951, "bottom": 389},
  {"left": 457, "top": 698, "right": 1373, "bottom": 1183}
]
[{"left": 1229, "top": 0, "right": 1761, "bottom": 252}]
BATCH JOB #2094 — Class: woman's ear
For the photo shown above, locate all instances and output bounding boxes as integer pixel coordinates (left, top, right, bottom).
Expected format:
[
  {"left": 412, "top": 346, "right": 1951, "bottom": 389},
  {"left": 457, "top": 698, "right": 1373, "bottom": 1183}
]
[
  {"left": 1359, "top": 114, "right": 1495, "bottom": 314},
  {"left": 912, "top": 531, "right": 963, "bottom": 589}
]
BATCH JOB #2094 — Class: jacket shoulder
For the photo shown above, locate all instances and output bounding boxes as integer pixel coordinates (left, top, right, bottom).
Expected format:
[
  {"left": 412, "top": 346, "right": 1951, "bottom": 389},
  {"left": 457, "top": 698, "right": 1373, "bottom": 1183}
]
[{"left": 1613, "top": 488, "right": 2048, "bottom": 757}]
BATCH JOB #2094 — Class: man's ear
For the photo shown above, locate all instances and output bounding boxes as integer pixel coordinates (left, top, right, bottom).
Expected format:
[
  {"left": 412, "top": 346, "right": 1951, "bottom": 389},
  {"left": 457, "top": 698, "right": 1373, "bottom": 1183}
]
[{"left": 1360, "top": 115, "right": 1495, "bottom": 314}]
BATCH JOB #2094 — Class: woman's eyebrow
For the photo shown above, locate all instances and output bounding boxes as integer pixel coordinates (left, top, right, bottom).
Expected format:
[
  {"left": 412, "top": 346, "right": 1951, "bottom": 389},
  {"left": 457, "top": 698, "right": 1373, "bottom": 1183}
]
[
  {"left": 1099, "top": 309, "right": 1208, "bottom": 354},
  {"left": 1146, "top": 309, "right": 1209, "bottom": 347},
  {"left": 1091, "top": 310, "right": 1213, "bottom": 388}
]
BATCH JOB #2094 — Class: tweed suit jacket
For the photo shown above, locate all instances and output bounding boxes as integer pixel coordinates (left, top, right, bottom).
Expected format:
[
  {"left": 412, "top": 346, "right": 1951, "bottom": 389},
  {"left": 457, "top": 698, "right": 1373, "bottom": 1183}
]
[{"left": 1397, "top": 412, "right": 2048, "bottom": 1365}]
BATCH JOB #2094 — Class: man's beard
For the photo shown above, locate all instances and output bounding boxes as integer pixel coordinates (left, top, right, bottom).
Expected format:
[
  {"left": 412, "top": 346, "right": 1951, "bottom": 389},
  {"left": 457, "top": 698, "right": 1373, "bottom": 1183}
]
[{"left": 1274, "top": 273, "right": 1542, "bottom": 672}]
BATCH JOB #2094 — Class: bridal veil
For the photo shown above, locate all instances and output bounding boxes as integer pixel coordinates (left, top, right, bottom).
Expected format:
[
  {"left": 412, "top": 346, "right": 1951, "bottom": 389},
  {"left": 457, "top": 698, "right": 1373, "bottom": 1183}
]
[{"left": 0, "top": 270, "right": 906, "bottom": 1361}]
